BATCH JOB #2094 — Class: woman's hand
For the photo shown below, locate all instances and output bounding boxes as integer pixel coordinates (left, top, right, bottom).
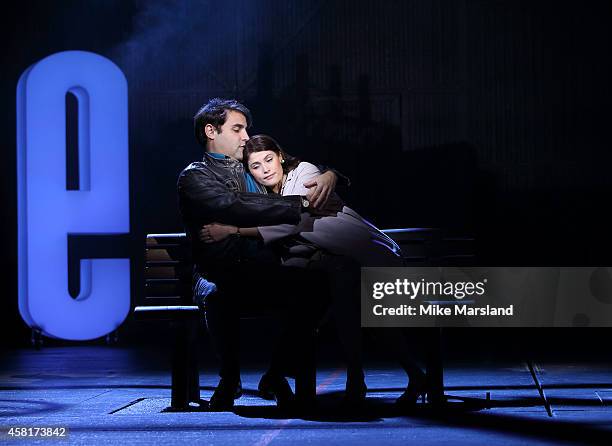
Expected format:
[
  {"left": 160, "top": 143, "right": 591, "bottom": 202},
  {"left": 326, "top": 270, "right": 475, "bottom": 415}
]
[{"left": 199, "top": 223, "right": 238, "bottom": 243}]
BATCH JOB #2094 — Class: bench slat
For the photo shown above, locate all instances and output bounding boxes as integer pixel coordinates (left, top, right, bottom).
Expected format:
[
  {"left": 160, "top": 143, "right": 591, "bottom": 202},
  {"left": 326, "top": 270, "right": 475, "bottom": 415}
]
[
  {"left": 145, "top": 282, "right": 186, "bottom": 298},
  {"left": 134, "top": 305, "right": 200, "bottom": 321},
  {"left": 135, "top": 305, "right": 199, "bottom": 312},
  {"left": 145, "top": 266, "right": 181, "bottom": 279}
]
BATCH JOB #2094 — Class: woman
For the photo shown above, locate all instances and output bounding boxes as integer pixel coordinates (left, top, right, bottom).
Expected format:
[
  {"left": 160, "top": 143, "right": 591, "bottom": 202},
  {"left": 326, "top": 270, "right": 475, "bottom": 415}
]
[{"left": 200, "top": 134, "right": 426, "bottom": 407}]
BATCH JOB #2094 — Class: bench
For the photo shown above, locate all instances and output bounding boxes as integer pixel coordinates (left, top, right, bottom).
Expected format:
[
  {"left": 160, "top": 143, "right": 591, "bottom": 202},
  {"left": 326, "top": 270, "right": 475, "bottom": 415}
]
[
  {"left": 135, "top": 233, "right": 318, "bottom": 411},
  {"left": 134, "top": 234, "right": 201, "bottom": 410},
  {"left": 134, "top": 229, "right": 475, "bottom": 410}
]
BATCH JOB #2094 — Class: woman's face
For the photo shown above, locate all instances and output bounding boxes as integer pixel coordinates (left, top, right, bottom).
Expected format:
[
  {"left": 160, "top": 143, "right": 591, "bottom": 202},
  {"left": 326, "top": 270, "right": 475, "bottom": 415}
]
[{"left": 247, "top": 150, "right": 284, "bottom": 188}]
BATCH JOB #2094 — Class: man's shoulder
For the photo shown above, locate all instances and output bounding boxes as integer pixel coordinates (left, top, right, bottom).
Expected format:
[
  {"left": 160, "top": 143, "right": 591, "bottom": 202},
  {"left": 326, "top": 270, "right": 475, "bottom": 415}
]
[
  {"left": 177, "top": 161, "right": 215, "bottom": 189},
  {"left": 179, "top": 160, "right": 210, "bottom": 176}
]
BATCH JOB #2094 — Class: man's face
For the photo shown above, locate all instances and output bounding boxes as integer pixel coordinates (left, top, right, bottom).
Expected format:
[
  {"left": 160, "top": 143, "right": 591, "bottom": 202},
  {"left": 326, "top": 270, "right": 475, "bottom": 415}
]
[{"left": 206, "top": 110, "right": 249, "bottom": 160}]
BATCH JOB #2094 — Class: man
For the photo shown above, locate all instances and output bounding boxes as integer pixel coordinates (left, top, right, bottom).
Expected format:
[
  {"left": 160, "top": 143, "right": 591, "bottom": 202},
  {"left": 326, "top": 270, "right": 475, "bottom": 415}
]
[{"left": 177, "top": 98, "right": 337, "bottom": 411}]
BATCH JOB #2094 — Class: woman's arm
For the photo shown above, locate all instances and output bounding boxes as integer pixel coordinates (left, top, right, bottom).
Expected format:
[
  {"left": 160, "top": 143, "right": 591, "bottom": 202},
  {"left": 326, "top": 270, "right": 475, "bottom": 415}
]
[
  {"left": 287, "top": 163, "right": 344, "bottom": 215},
  {"left": 200, "top": 164, "right": 329, "bottom": 244},
  {"left": 199, "top": 223, "right": 260, "bottom": 243},
  {"left": 256, "top": 163, "right": 342, "bottom": 245},
  {"left": 237, "top": 227, "right": 259, "bottom": 237},
  {"left": 285, "top": 162, "right": 322, "bottom": 196}
]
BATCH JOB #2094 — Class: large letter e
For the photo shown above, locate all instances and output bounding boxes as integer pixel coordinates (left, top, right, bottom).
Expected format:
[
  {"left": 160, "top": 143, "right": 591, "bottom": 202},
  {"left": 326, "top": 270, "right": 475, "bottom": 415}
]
[{"left": 17, "top": 51, "right": 130, "bottom": 341}]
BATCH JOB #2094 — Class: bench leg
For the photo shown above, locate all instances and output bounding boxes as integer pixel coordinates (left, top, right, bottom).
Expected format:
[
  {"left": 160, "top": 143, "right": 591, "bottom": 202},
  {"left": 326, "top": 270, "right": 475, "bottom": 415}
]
[
  {"left": 170, "top": 319, "right": 200, "bottom": 410},
  {"left": 294, "top": 328, "right": 317, "bottom": 409},
  {"left": 425, "top": 327, "right": 445, "bottom": 407},
  {"left": 187, "top": 320, "right": 200, "bottom": 403}
]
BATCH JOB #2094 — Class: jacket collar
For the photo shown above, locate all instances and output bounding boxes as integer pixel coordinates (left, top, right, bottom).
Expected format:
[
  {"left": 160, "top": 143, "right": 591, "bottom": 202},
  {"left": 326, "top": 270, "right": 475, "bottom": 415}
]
[{"left": 203, "top": 152, "right": 242, "bottom": 167}]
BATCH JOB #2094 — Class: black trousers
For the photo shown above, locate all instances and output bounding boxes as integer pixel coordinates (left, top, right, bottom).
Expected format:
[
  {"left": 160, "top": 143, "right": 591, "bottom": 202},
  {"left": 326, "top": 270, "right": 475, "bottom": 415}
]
[{"left": 201, "top": 258, "right": 329, "bottom": 380}]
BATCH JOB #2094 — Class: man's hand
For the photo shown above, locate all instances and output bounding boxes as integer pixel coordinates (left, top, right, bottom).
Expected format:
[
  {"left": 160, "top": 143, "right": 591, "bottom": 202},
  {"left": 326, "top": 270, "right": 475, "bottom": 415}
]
[
  {"left": 305, "top": 194, "right": 344, "bottom": 216},
  {"left": 199, "top": 223, "right": 238, "bottom": 243},
  {"left": 303, "top": 170, "right": 337, "bottom": 209}
]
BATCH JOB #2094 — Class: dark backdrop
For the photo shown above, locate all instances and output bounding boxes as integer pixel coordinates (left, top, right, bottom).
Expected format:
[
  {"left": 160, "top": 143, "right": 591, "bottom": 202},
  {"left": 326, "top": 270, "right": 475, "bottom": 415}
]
[{"left": 1, "top": 0, "right": 611, "bottom": 357}]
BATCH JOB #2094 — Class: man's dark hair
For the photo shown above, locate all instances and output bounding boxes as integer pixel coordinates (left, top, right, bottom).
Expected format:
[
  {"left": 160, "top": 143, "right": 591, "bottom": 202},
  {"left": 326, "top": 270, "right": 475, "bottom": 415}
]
[{"left": 193, "top": 98, "right": 253, "bottom": 147}]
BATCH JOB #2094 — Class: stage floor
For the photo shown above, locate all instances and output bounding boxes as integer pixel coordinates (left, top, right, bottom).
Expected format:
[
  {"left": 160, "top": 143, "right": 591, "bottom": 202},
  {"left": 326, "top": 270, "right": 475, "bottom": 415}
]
[{"left": 1, "top": 346, "right": 611, "bottom": 445}]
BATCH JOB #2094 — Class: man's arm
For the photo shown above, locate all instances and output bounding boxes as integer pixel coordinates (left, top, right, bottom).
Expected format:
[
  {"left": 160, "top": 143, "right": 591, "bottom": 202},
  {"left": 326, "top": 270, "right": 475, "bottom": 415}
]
[
  {"left": 177, "top": 167, "right": 302, "bottom": 227},
  {"left": 257, "top": 162, "right": 339, "bottom": 244},
  {"left": 317, "top": 164, "right": 351, "bottom": 188},
  {"left": 307, "top": 166, "right": 351, "bottom": 209}
]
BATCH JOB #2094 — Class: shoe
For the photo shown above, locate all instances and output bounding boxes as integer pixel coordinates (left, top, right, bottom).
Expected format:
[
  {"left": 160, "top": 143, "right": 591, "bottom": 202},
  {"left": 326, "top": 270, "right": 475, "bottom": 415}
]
[
  {"left": 258, "top": 373, "right": 295, "bottom": 411},
  {"left": 209, "top": 378, "right": 242, "bottom": 411},
  {"left": 396, "top": 371, "right": 427, "bottom": 409}
]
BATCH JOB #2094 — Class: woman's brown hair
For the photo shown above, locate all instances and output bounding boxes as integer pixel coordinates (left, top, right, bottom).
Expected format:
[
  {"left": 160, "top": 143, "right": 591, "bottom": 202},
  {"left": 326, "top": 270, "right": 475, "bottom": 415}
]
[{"left": 243, "top": 134, "right": 300, "bottom": 174}]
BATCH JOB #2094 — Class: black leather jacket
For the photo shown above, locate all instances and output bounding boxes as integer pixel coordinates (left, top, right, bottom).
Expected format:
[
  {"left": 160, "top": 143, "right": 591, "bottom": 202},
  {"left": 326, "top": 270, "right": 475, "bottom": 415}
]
[{"left": 177, "top": 153, "right": 302, "bottom": 265}]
